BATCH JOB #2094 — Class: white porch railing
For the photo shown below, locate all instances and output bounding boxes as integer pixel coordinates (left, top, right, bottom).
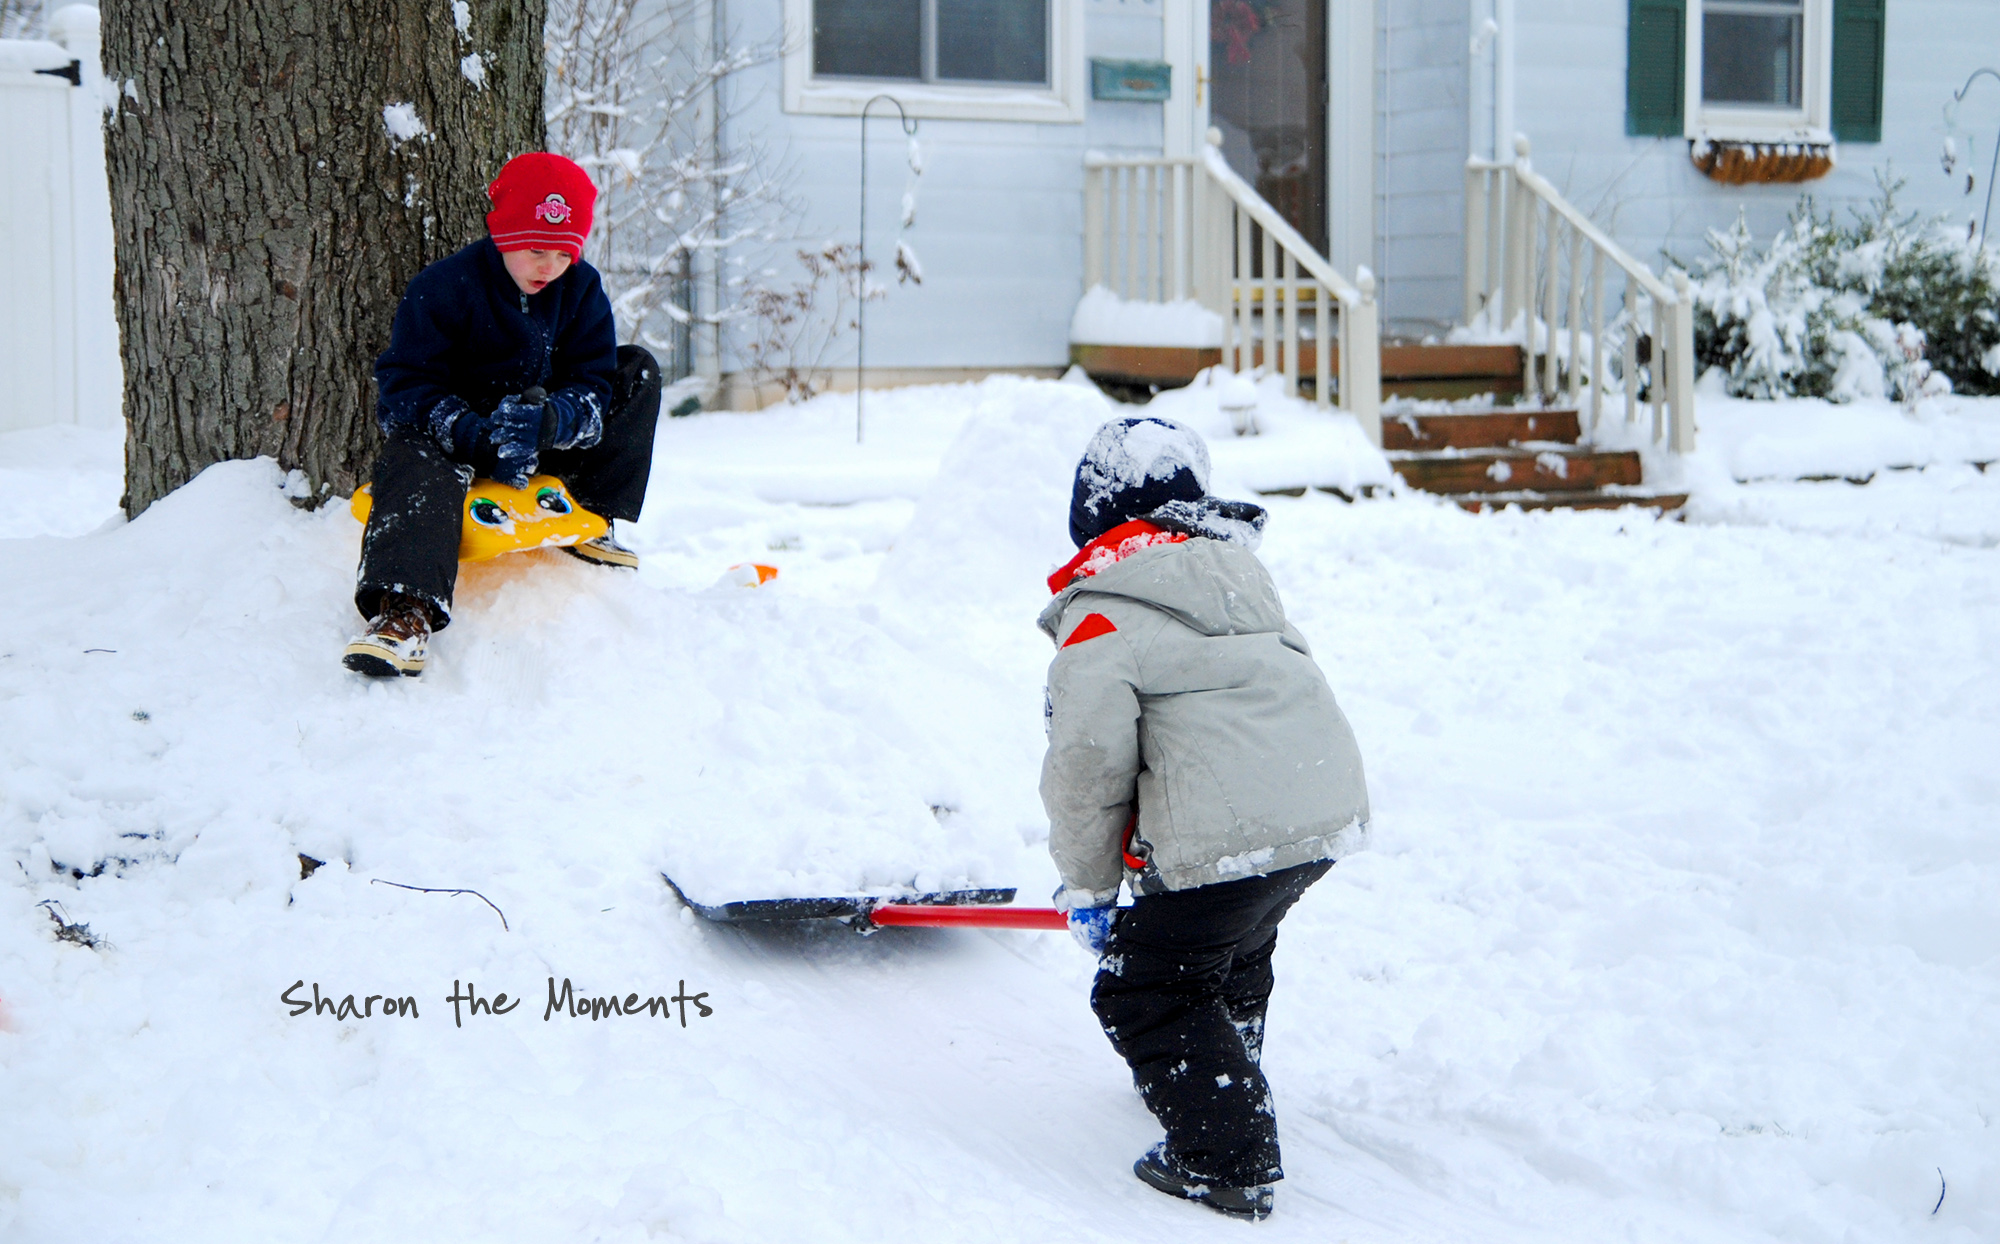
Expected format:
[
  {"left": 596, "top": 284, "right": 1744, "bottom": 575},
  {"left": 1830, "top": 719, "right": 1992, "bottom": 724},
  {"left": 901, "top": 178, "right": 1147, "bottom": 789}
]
[
  {"left": 1465, "top": 137, "right": 1696, "bottom": 452},
  {"left": 1083, "top": 136, "right": 1382, "bottom": 446}
]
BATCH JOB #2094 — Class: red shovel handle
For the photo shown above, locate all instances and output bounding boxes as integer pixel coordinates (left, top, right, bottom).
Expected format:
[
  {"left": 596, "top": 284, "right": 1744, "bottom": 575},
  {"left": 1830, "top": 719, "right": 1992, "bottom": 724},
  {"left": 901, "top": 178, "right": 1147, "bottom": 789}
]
[{"left": 869, "top": 904, "right": 1068, "bottom": 930}]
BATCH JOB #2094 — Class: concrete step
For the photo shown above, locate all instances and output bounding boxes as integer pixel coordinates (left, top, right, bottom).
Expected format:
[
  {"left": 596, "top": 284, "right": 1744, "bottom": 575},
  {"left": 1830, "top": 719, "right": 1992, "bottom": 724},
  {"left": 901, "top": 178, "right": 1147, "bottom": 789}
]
[
  {"left": 1382, "top": 408, "right": 1580, "bottom": 451},
  {"left": 1389, "top": 448, "right": 1643, "bottom": 494}
]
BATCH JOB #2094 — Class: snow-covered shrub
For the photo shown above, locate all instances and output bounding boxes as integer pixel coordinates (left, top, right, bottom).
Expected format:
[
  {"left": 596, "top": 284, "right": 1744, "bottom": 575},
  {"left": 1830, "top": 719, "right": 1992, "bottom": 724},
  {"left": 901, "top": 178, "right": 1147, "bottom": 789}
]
[{"left": 1679, "top": 176, "right": 2000, "bottom": 400}]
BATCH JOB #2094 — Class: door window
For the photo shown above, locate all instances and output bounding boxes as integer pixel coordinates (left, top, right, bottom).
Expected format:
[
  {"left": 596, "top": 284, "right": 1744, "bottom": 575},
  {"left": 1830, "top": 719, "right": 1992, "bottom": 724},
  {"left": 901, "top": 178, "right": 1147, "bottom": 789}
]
[{"left": 1208, "top": 0, "right": 1327, "bottom": 253}]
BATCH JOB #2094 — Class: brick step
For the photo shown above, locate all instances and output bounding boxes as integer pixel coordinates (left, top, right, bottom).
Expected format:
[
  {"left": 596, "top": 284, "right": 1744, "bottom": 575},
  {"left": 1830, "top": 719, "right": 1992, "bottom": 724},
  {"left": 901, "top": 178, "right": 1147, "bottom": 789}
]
[
  {"left": 1449, "top": 491, "right": 1689, "bottom": 515},
  {"left": 1382, "top": 409, "right": 1580, "bottom": 451},
  {"left": 1389, "top": 449, "right": 1643, "bottom": 494}
]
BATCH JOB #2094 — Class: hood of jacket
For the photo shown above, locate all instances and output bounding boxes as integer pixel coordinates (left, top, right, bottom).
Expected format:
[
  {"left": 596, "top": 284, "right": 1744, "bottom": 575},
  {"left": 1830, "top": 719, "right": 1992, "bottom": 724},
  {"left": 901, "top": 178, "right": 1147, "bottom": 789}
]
[{"left": 1038, "top": 535, "right": 1288, "bottom": 641}]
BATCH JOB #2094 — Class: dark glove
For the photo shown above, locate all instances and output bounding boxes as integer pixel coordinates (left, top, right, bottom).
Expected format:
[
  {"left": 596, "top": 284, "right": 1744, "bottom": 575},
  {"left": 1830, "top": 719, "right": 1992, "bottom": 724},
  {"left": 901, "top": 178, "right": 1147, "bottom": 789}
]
[
  {"left": 427, "top": 394, "right": 487, "bottom": 460},
  {"left": 537, "top": 387, "right": 604, "bottom": 452},
  {"left": 488, "top": 389, "right": 544, "bottom": 488}
]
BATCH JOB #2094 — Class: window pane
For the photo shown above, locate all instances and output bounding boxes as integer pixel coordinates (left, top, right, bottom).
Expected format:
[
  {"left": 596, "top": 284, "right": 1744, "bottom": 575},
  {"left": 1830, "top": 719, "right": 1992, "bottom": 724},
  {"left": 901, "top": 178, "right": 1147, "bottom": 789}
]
[
  {"left": 815, "top": 0, "right": 922, "bottom": 79},
  {"left": 936, "top": 0, "right": 1048, "bottom": 84},
  {"left": 1703, "top": 7, "right": 1802, "bottom": 106}
]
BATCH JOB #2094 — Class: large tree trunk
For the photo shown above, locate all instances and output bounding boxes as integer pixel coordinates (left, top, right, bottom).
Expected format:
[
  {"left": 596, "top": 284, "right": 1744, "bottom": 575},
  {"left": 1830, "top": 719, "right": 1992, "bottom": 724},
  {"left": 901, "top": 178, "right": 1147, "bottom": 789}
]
[{"left": 102, "top": 0, "right": 546, "bottom": 516}]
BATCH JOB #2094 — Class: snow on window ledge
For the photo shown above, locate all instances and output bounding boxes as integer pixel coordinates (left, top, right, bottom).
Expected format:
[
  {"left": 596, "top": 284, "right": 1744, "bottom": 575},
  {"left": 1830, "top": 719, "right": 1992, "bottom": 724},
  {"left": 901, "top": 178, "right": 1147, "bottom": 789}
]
[{"left": 1689, "top": 117, "right": 1833, "bottom": 147}]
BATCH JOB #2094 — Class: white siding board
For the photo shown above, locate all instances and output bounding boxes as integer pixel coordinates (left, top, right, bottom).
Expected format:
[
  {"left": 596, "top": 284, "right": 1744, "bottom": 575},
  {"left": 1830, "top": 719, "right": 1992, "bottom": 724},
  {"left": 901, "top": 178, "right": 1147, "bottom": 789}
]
[{"left": 1378, "top": 0, "right": 1468, "bottom": 332}]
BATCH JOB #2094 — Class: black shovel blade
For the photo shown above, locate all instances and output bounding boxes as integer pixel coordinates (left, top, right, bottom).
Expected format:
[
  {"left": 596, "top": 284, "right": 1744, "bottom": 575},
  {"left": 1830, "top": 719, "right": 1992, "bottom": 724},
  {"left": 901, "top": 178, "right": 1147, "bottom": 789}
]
[{"left": 662, "top": 874, "right": 1018, "bottom": 923}]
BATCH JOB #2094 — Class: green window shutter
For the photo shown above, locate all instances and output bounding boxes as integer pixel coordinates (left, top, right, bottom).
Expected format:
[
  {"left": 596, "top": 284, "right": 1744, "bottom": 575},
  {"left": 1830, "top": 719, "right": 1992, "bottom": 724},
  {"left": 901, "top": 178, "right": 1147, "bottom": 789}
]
[
  {"left": 1831, "top": 0, "right": 1886, "bottom": 142},
  {"left": 1627, "top": 0, "right": 1687, "bottom": 137}
]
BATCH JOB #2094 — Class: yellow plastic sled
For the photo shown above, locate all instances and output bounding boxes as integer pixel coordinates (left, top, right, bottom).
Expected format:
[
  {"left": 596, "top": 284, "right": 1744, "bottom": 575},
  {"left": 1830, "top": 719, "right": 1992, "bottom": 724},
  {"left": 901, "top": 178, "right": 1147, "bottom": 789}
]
[{"left": 350, "top": 475, "right": 608, "bottom": 563}]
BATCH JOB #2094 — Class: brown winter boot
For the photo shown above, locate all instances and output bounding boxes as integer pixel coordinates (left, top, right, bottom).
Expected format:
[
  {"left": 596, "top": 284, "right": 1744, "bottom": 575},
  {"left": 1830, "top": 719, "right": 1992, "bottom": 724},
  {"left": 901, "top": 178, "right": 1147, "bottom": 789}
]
[{"left": 342, "top": 593, "right": 431, "bottom": 678}]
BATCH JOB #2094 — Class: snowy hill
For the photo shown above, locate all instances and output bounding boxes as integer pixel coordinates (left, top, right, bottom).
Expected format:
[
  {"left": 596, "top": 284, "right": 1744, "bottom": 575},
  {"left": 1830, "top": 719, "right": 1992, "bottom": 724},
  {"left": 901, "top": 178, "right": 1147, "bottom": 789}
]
[{"left": 2, "top": 378, "right": 1998, "bottom": 1242}]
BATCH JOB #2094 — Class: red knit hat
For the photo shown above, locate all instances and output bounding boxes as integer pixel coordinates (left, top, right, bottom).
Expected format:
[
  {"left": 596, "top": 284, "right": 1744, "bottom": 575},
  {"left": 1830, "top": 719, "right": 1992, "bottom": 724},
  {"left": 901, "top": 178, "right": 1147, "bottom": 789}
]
[{"left": 486, "top": 152, "right": 596, "bottom": 259}]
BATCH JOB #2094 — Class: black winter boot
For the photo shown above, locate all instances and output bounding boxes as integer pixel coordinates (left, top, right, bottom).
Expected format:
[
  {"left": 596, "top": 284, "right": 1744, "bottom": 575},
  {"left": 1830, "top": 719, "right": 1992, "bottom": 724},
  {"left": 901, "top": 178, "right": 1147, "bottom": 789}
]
[{"left": 1134, "top": 1143, "right": 1275, "bottom": 1220}]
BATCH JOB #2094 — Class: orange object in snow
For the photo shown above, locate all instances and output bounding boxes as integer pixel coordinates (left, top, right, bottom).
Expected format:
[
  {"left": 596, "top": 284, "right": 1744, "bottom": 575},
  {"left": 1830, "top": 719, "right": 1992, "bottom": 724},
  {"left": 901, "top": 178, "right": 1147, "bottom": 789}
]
[
  {"left": 350, "top": 475, "right": 608, "bottom": 563},
  {"left": 719, "top": 562, "right": 780, "bottom": 588}
]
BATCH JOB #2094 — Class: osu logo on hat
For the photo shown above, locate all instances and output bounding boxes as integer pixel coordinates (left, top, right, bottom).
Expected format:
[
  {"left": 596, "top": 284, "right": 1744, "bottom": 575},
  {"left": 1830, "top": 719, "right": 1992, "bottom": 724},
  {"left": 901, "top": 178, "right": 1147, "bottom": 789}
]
[{"left": 533, "top": 193, "right": 571, "bottom": 224}]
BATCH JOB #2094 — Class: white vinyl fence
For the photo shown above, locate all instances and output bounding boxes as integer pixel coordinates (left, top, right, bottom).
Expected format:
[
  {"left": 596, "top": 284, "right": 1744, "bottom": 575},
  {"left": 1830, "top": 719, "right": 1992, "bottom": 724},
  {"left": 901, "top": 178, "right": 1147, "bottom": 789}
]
[{"left": 1, "top": 7, "right": 118, "bottom": 434}]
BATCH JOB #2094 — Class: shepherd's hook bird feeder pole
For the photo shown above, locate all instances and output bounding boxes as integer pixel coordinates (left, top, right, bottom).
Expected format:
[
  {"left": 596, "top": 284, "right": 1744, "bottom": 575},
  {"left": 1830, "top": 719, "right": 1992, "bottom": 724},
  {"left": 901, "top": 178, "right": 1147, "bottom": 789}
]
[
  {"left": 1954, "top": 69, "right": 2000, "bottom": 249},
  {"left": 857, "top": 95, "right": 916, "bottom": 444}
]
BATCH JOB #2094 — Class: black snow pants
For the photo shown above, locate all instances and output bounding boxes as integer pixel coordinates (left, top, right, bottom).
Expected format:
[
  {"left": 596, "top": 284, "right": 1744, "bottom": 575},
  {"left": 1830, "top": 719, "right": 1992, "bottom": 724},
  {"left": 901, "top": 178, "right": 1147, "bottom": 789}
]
[
  {"left": 355, "top": 345, "right": 663, "bottom": 626},
  {"left": 1091, "top": 857, "right": 1332, "bottom": 1187}
]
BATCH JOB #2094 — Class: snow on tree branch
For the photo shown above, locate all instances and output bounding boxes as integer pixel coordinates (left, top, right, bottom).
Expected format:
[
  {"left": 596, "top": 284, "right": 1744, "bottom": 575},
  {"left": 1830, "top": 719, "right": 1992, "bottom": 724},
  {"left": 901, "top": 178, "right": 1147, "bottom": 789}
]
[{"left": 545, "top": 0, "right": 794, "bottom": 364}]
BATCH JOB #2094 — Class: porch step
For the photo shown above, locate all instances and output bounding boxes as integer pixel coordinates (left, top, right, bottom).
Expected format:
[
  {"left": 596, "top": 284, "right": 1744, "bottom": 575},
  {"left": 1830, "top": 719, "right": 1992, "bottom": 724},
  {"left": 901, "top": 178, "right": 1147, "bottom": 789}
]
[
  {"left": 1448, "top": 491, "right": 1689, "bottom": 515},
  {"left": 1389, "top": 449, "right": 1643, "bottom": 494},
  {"left": 1382, "top": 408, "right": 1580, "bottom": 451},
  {"left": 1071, "top": 340, "right": 1528, "bottom": 399},
  {"left": 1380, "top": 342, "right": 1524, "bottom": 400},
  {"left": 1069, "top": 343, "right": 1220, "bottom": 389}
]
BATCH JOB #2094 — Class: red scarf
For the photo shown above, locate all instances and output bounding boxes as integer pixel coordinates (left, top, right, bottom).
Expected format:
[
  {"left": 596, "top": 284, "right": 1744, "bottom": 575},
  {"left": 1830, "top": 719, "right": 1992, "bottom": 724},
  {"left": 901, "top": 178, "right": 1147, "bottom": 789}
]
[{"left": 1047, "top": 520, "right": 1188, "bottom": 595}]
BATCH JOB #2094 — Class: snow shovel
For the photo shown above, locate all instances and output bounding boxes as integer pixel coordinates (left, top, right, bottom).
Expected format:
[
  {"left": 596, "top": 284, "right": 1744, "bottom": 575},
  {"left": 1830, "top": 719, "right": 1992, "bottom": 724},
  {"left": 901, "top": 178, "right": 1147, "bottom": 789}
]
[{"left": 662, "top": 874, "right": 1067, "bottom": 932}]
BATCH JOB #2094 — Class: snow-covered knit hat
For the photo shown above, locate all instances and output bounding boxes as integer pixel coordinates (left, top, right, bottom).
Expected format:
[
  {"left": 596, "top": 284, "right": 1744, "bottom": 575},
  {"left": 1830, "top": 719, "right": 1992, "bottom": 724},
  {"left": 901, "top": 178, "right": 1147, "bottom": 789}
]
[
  {"left": 1069, "top": 417, "right": 1212, "bottom": 548},
  {"left": 486, "top": 153, "right": 596, "bottom": 260}
]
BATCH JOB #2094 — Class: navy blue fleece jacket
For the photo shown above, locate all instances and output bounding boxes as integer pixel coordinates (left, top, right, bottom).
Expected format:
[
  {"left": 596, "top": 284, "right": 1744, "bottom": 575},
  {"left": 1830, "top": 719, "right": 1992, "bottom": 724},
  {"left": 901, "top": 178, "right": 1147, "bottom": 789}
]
[{"left": 373, "top": 237, "right": 618, "bottom": 457}]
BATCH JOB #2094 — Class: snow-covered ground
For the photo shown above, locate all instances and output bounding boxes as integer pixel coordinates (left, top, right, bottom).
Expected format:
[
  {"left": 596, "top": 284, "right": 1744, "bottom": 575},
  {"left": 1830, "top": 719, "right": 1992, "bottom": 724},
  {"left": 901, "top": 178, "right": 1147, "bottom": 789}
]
[{"left": 2, "top": 381, "right": 1997, "bottom": 1243}]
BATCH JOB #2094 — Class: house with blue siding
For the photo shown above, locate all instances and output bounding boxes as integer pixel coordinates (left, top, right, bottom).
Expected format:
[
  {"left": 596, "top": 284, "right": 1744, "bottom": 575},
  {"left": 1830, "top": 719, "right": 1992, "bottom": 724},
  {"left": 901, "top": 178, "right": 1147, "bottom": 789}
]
[{"left": 702, "top": 0, "right": 1998, "bottom": 405}]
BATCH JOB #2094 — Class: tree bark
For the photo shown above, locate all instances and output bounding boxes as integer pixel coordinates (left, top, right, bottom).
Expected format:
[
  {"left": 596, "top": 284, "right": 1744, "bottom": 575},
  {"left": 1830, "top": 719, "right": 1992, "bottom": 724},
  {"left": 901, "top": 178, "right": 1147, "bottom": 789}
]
[{"left": 103, "top": 0, "right": 545, "bottom": 516}]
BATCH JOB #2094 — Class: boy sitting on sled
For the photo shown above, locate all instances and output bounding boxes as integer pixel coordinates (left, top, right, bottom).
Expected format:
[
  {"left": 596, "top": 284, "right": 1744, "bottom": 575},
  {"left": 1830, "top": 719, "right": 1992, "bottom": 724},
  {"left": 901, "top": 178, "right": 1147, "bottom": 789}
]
[
  {"left": 343, "top": 152, "right": 663, "bottom": 678},
  {"left": 1040, "top": 416, "right": 1370, "bottom": 1220}
]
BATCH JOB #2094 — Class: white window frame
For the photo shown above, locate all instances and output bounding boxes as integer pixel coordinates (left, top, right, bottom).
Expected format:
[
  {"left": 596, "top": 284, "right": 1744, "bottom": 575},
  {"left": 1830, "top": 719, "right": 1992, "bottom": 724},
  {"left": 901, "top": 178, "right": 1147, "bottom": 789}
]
[
  {"left": 783, "top": 0, "right": 1086, "bottom": 121},
  {"left": 1684, "top": 0, "right": 1833, "bottom": 143}
]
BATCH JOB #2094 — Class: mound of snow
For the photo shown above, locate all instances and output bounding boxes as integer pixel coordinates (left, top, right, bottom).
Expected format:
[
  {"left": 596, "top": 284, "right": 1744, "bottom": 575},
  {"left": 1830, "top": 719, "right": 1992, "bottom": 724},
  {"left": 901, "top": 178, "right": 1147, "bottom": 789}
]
[
  {"left": 648, "top": 383, "right": 987, "bottom": 504},
  {"left": 875, "top": 376, "right": 1115, "bottom": 617},
  {"left": 0, "top": 459, "right": 1042, "bottom": 911},
  {"left": 1691, "top": 392, "right": 2000, "bottom": 481},
  {"left": 1146, "top": 370, "right": 1393, "bottom": 496}
]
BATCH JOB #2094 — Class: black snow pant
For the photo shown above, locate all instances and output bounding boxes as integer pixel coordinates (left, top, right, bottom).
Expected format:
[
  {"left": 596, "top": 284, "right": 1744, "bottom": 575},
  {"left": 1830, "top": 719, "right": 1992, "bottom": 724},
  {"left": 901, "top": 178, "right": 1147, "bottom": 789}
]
[
  {"left": 355, "top": 345, "right": 663, "bottom": 627},
  {"left": 1091, "top": 857, "right": 1332, "bottom": 1187}
]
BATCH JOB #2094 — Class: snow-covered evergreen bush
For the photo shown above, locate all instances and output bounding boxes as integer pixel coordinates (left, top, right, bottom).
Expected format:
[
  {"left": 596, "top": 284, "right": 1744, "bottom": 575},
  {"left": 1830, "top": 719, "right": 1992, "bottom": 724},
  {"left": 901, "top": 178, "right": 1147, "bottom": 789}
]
[{"left": 1679, "top": 176, "right": 2000, "bottom": 400}]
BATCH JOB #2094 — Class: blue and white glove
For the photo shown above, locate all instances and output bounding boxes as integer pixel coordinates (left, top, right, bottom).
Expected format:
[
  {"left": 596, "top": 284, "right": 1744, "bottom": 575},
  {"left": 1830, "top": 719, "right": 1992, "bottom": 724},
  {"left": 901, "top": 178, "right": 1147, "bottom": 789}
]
[
  {"left": 1072, "top": 908, "right": 1120, "bottom": 956},
  {"left": 488, "top": 391, "right": 543, "bottom": 488},
  {"left": 1056, "top": 884, "right": 1118, "bottom": 956},
  {"left": 1067, "top": 905, "right": 1117, "bottom": 956}
]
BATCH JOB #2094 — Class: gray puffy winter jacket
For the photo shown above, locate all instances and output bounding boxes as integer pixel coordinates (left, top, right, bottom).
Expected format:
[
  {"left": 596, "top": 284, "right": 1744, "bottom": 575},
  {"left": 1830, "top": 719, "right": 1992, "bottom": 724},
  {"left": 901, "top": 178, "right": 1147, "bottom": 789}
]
[{"left": 1038, "top": 534, "right": 1370, "bottom": 909}]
